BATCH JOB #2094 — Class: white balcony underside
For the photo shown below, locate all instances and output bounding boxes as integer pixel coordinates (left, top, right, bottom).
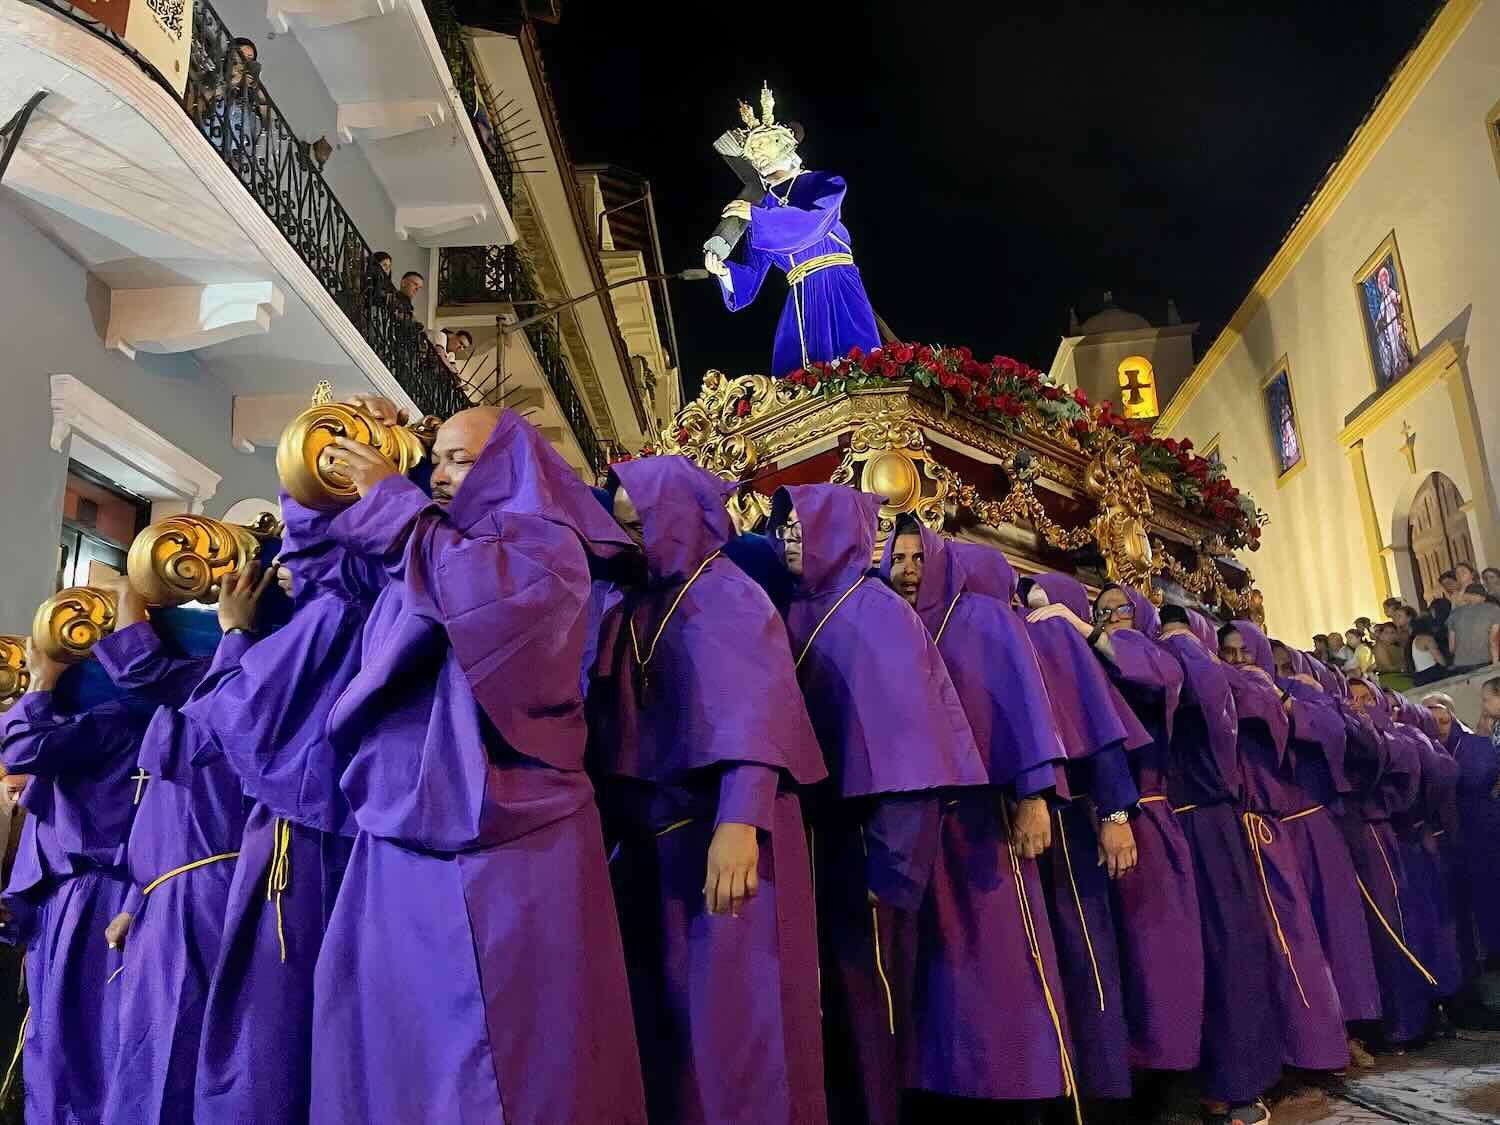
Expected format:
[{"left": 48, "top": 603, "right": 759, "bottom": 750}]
[{"left": 0, "top": 0, "right": 422, "bottom": 416}]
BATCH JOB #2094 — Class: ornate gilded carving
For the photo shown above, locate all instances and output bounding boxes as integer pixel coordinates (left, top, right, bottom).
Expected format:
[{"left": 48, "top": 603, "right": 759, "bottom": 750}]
[
  {"left": 1082, "top": 440, "right": 1155, "bottom": 591},
  {"left": 726, "top": 490, "right": 773, "bottom": 535},
  {"left": 660, "top": 370, "right": 810, "bottom": 480},
  {"left": 1150, "top": 536, "right": 1253, "bottom": 616},
  {"left": 828, "top": 421, "right": 948, "bottom": 536},
  {"left": 276, "top": 402, "right": 438, "bottom": 510},
  {"left": 0, "top": 635, "right": 28, "bottom": 710},
  {"left": 126, "top": 513, "right": 281, "bottom": 607},
  {"left": 32, "top": 586, "right": 116, "bottom": 664}
]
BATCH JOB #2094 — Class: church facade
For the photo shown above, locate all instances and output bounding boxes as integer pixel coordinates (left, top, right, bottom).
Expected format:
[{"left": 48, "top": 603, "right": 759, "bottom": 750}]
[{"left": 1156, "top": 0, "right": 1500, "bottom": 644}]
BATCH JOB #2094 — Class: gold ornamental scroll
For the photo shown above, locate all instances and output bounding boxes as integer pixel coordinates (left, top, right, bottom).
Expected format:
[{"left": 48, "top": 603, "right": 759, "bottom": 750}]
[
  {"left": 126, "top": 513, "right": 280, "bottom": 607},
  {"left": 32, "top": 587, "right": 118, "bottom": 665},
  {"left": 0, "top": 636, "right": 28, "bottom": 710},
  {"left": 276, "top": 403, "right": 437, "bottom": 511}
]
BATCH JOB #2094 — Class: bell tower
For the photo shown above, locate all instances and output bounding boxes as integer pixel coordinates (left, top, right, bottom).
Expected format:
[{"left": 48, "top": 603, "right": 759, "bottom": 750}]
[{"left": 1047, "top": 292, "right": 1198, "bottom": 422}]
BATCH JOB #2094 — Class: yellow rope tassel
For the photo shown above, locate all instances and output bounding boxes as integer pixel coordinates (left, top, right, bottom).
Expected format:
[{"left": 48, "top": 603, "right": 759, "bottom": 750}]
[
  {"left": 1242, "top": 812, "right": 1310, "bottom": 1008},
  {"left": 932, "top": 594, "right": 963, "bottom": 646},
  {"left": 1002, "top": 805, "right": 1081, "bottom": 1125},
  {"left": 1356, "top": 876, "right": 1438, "bottom": 986},
  {"left": 1172, "top": 804, "right": 1199, "bottom": 815},
  {"left": 1369, "top": 825, "right": 1406, "bottom": 940},
  {"left": 106, "top": 964, "right": 125, "bottom": 984},
  {"left": 869, "top": 906, "right": 896, "bottom": 1037},
  {"left": 266, "top": 818, "right": 292, "bottom": 964},
  {"left": 1056, "top": 809, "right": 1105, "bottom": 1011},
  {"left": 1138, "top": 795, "right": 1169, "bottom": 805},
  {"left": 1, "top": 1008, "right": 28, "bottom": 1103},
  {"left": 796, "top": 578, "right": 868, "bottom": 669},
  {"left": 655, "top": 818, "right": 695, "bottom": 838}
]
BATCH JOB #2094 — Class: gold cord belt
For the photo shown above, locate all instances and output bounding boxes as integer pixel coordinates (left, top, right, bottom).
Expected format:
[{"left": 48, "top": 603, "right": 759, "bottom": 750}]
[
  {"left": 1242, "top": 812, "right": 1310, "bottom": 1008},
  {"left": 267, "top": 818, "right": 292, "bottom": 963},
  {"left": 1279, "top": 804, "right": 1326, "bottom": 823},
  {"left": 1056, "top": 809, "right": 1105, "bottom": 1011},
  {"left": 142, "top": 851, "right": 240, "bottom": 895},
  {"left": 785, "top": 253, "right": 854, "bottom": 286}
]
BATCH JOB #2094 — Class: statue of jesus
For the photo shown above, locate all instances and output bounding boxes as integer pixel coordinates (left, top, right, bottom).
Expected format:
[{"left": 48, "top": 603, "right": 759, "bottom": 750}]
[{"left": 703, "top": 85, "right": 880, "bottom": 377}]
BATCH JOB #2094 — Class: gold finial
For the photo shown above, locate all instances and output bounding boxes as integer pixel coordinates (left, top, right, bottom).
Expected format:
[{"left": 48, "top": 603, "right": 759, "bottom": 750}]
[
  {"left": 0, "top": 636, "right": 28, "bottom": 711},
  {"left": 312, "top": 381, "right": 334, "bottom": 406},
  {"left": 737, "top": 99, "right": 759, "bottom": 129},
  {"left": 126, "top": 515, "right": 278, "bottom": 607},
  {"left": 32, "top": 587, "right": 117, "bottom": 664},
  {"left": 759, "top": 81, "right": 776, "bottom": 127}
]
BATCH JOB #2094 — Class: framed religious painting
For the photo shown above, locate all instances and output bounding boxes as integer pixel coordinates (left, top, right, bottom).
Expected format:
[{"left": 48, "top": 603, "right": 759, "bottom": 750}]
[
  {"left": 1353, "top": 231, "right": 1418, "bottom": 391},
  {"left": 1260, "top": 357, "right": 1305, "bottom": 485}
]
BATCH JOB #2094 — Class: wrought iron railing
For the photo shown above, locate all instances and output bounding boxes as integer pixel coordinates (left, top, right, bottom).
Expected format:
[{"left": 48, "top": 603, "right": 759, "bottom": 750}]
[
  {"left": 523, "top": 319, "right": 604, "bottom": 473},
  {"left": 32, "top": 0, "right": 475, "bottom": 420},
  {"left": 437, "top": 244, "right": 521, "bottom": 305},
  {"left": 425, "top": 0, "right": 514, "bottom": 211}
]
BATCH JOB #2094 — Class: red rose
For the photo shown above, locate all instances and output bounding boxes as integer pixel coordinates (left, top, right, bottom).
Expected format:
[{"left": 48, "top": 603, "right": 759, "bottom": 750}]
[
  {"left": 1073, "top": 387, "right": 1090, "bottom": 407},
  {"left": 847, "top": 346, "right": 864, "bottom": 362},
  {"left": 675, "top": 428, "right": 690, "bottom": 444},
  {"left": 1041, "top": 385, "right": 1061, "bottom": 401},
  {"left": 915, "top": 345, "right": 934, "bottom": 363},
  {"left": 956, "top": 345, "right": 974, "bottom": 363},
  {"left": 973, "top": 392, "right": 990, "bottom": 411},
  {"left": 1070, "top": 419, "right": 1091, "bottom": 436},
  {"left": 1163, "top": 438, "right": 1179, "bottom": 454},
  {"left": 734, "top": 398, "right": 751, "bottom": 418},
  {"left": 890, "top": 343, "right": 914, "bottom": 364},
  {"left": 1179, "top": 438, "right": 1194, "bottom": 452},
  {"left": 880, "top": 359, "right": 899, "bottom": 378},
  {"left": 938, "top": 370, "right": 958, "bottom": 390},
  {"left": 955, "top": 376, "right": 972, "bottom": 398}
]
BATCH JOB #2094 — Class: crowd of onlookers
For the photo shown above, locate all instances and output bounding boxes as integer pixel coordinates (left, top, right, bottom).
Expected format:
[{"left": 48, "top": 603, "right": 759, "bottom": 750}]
[{"left": 1314, "top": 562, "right": 1500, "bottom": 689}]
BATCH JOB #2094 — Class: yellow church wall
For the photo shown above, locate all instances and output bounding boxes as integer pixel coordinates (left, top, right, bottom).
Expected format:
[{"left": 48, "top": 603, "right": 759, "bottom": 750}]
[{"left": 1158, "top": 0, "right": 1500, "bottom": 644}]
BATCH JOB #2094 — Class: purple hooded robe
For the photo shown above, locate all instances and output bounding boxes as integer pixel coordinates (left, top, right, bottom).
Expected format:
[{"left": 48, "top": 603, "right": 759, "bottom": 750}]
[
  {"left": 1340, "top": 678, "right": 1436, "bottom": 1043},
  {"left": 1157, "top": 625, "right": 1284, "bottom": 1105},
  {"left": 312, "top": 411, "right": 646, "bottom": 1124},
  {"left": 1222, "top": 621, "right": 1347, "bottom": 1070},
  {"left": 768, "top": 484, "right": 985, "bottom": 1125},
  {"left": 718, "top": 170, "right": 880, "bottom": 376},
  {"left": 1025, "top": 572, "right": 1145, "bottom": 1099},
  {"left": 179, "top": 494, "right": 383, "bottom": 1125},
  {"left": 1089, "top": 587, "right": 1204, "bottom": 1073},
  {"left": 1269, "top": 643, "right": 1382, "bottom": 1025},
  {"left": 588, "top": 457, "right": 827, "bottom": 1125},
  {"left": 880, "top": 531, "right": 1076, "bottom": 1103},
  {"left": 1453, "top": 725, "right": 1500, "bottom": 957},
  {"left": 93, "top": 622, "right": 248, "bottom": 1124},
  {"left": 0, "top": 673, "right": 149, "bottom": 1123}
]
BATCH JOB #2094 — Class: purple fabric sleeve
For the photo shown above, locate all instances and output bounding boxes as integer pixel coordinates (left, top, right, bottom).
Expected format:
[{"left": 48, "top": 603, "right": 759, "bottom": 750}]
[
  {"left": 94, "top": 621, "right": 204, "bottom": 706},
  {"left": 122, "top": 885, "right": 144, "bottom": 918},
  {"left": 748, "top": 175, "right": 847, "bottom": 254},
  {"left": 201, "top": 631, "right": 257, "bottom": 681},
  {"left": 1, "top": 693, "right": 112, "bottom": 776},
  {"left": 715, "top": 765, "right": 780, "bottom": 832},
  {"left": 1087, "top": 745, "right": 1139, "bottom": 816},
  {"left": 329, "top": 474, "right": 432, "bottom": 567},
  {"left": 864, "top": 794, "right": 941, "bottom": 912},
  {"left": 1013, "top": 760, "right": 1058, "bottom": 800},
  {"left": 721, "top": 248, "right": 774, "bottom": 313}
]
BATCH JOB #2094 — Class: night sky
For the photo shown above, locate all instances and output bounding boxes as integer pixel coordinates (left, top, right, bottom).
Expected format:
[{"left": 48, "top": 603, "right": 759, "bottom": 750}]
[{"left": 523, "top": 2, "right": 1441, "bottom": 394}]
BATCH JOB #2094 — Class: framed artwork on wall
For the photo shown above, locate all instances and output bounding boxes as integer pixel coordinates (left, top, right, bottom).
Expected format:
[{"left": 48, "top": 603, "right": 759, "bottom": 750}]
[
  {"left": 1261, "top": 357, "right": 1305, "bottom": 484},
  {"left": 1353, "top": 231, "right": 1418, "bottom": 392}
]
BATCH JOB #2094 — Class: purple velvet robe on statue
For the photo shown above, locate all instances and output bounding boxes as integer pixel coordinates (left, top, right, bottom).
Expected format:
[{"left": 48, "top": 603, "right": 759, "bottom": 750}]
[
  {"left": 1094, "top": 589, "right": 1204, "bottom": 1073},
  {"left": 719, "top": 171, "right": 880, "bottom": 376},
  {"left": 1158, "top": 628, "right": 1284, "bottom": 1106},
  {"left": 1224, "top": 622, "right": 1348, "bottom": 1070},
  {"left": 770, "top": 484, "right": 985, "bottom": 1125},
  {"left": 93, "top": 622, "right": 249, "bottom": 1125},
  {"left": 1270, "top": 649, "right": 1382, "bottom": 1025},
  {"left": 180, "top": 495, "right": 383, "bottom": 1124},
  {"left": 0, "top": 679, "right": 148, "bottom": 1123},
  {"left": 588, "top": 457, "right": 827, "bottom": 1125},
  {"left": 881, "top": 532, "right": 1075, "bottom": 1103},
  {"left": 1025, "top": 572, "right": 1143, "bottom": 1099},
  {"left": 313, "top": 411, "right": 646, "bottom": 1124}
]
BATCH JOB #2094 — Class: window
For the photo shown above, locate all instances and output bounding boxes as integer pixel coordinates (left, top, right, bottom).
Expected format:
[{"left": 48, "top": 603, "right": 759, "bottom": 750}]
[
  {"left": 57, "top": 462, "right": 150, "bottom": 590},
  {"left": 1352, "top": 231, "right": 1418, "bottom": 392},
  {"left": 1260, "top": 357, "right": 1305, "bottom": 484},
  {"left": 1116, "top": 355, "right": 1159, "bottom": 420}
]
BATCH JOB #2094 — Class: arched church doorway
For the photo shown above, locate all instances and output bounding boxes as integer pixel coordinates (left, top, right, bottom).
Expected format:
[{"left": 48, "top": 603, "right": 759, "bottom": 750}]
[{"left": 1407, "top": 471, "right": 1474, "bottom": 608}]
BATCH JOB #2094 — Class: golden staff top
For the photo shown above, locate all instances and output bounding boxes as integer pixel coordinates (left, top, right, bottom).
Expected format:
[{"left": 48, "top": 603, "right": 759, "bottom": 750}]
[
  {"left": 276, "top": 400, "right": 437, "bottom": 511},
  {"left": 31, "top": 586, "right": 117, "bottom": 666},
  {"left": 0, "top": 635, "right": 28, "bottom": 710}
]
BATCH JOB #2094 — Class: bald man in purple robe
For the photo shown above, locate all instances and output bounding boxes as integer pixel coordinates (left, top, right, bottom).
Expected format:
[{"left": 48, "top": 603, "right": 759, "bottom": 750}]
[
  {"left": 587, "top": 456, "right": 827, "bottom": 1125},
  {"left": 766, "top": 485, "right": 986, "bottom": 1125},
  {"left": 93, "top": 592, "right": 252, "bottom": 1125},
  {"left": 0, "top": 605, "right": 150, "bottom": 1123},
  {"left": 312, "top": 407, "right": 645, "bottom": 1123},
  {"left": 882, "top": 524, "right": 1079, "bottom": 1111}
]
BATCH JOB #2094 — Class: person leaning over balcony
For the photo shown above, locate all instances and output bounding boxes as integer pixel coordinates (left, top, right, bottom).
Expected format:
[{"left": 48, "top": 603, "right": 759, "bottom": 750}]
[
  {"left": 1447, "top": 584, "right": 1500, "bottom": 673},
  {"left": 393, "top": 271, "right": 424, "bottom": 321},
  {"left": 202, "top": 37, "right": 268, "bottom": 154}
]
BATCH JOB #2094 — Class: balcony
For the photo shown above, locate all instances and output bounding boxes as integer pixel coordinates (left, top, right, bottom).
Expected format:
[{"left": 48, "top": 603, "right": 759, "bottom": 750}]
[
  {"left": 6, "top": 0, "right": 498, "bottom": 420},
  {"left": 436, "top": 243, "right": 605, "bottom": 473}
]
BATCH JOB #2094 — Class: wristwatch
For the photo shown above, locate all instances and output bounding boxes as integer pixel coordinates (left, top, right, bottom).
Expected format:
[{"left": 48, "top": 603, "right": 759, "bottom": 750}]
[
  {"left": 1100, "top": 809, "right": 1129, "bottom": 825},
  {"left": 225, "top": 627, "right": 256, "bottom": 638}
]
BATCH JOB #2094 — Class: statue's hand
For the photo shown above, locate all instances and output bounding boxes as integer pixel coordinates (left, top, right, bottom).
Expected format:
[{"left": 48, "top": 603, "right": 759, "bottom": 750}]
[
  {"left": 703, "top": 251, "right": 732, "bottom": 293},
  {"left": 721, "top": 199, "right": 753, "bottom": 222}
]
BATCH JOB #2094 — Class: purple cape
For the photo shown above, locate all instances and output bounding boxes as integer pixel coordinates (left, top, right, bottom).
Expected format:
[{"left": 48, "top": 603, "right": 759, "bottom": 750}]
[
  {"left": 882, "top": 535, "right": 1077, "bottom": 1099},
  {"left": 769, "top": 485, "right": 985, "bottom": 798},
  {"left": 1454, "top": 731, "right": 1500, "bottom": 952},
  {"left": 316, "top": 411, "right": 646, "bottom": 1124},
  {"left": 719, "top": 170, "right": 880, "bottom": 376},
  {"left": 880, "top": 527, "right": 1065, "bottom": 791},
  {"left": 183, "top": 494, "right": 381, "bottom": 1124},
  {"left": 593, "top": 457, "right": 826, "bottom": 788},
  {"left": 1226, "top": 620, "right": 1290, "bottom": 760},
  {"left": 590, "top": 457, "right": 827, "bottom": 1125},
  {"left": 0, "top": 690, "right": 145, "bottom": 1124}
]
